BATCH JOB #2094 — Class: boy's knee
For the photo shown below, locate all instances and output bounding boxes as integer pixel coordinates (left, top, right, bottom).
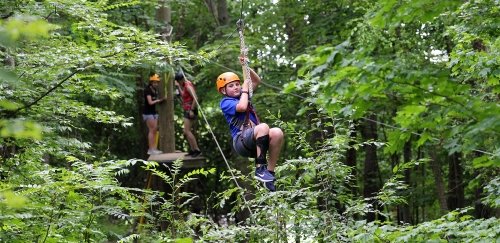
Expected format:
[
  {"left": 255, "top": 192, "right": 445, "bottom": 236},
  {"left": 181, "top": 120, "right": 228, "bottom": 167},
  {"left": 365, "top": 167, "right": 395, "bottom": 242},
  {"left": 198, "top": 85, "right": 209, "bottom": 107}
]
[
  {"left": 256, "top": 123, "right": 269, "bottom": 130},
  {"left": 270, "top": 128, "right": 284, "bottom": 138},
  {"left": 254, "top": 123, "right": 270, "bottom": 135}
]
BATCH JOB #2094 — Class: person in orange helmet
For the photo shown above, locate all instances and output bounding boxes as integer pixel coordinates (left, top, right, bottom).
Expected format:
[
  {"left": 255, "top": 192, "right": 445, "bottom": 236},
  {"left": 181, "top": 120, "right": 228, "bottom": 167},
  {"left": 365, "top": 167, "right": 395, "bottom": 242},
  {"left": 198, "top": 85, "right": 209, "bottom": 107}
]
[
  {"left": 216, "top": 57, "right": 284, "bottom": 192},
  {"left": 143, "top": 73, "right": 165, "bottom": 155}
]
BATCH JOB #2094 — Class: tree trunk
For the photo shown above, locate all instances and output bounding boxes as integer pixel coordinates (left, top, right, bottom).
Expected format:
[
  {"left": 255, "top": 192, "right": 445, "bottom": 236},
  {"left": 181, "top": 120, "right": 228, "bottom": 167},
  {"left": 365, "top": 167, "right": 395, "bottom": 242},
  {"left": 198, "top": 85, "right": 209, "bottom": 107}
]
[
  {"left": 156, "top": 0, "right": 172, "bottom": 41},
  {"left": 156, "top": 0, "right": 175, "bottom": 153},
  {"left": 216, "top": 0, "right": 229, "bottom": 26},
  {"left": 204, "top": 0, "right": 229, "bottom": 26},
  {"left": 345, "top": 124, "right": 357, "bottom": 195},
  {"left": 447, "top": 153, "right": 465, "bottom": 210},
  {"left": 473, "top": 172, "right": 495, "bottom": 219},
  {"left": 204, "top": 0, "right": 219, "bottom": 26},
  {"left": 429, "top": 150, "right": 448, "bottom": 213},
  {"left": 360, "top": 115, "right": 384, "bottom": 222},
  {"left": 397, "top": 140, "right": 412, "bottom": 224}
]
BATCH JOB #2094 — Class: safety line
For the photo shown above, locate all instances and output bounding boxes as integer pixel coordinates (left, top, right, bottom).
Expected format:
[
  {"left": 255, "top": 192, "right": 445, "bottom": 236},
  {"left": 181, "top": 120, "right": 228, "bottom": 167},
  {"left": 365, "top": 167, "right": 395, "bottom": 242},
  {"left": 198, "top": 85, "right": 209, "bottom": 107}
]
[
  {"left": 213, "top": 27, "right": 238, "bottom": 52},
  {"left": 239, "top": 0, "right": 245, "bottom": 20},
  {"left": 178, "top": 70, "right": 255, "bottom": 217}
]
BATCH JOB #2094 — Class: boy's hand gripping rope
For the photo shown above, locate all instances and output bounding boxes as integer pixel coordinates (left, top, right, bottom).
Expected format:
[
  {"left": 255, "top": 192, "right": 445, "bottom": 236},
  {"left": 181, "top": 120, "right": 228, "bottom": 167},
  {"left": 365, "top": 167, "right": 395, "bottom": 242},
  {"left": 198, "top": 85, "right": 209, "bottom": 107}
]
[{"left": 236, "top": 19, "right": 253, "bottom": 98}]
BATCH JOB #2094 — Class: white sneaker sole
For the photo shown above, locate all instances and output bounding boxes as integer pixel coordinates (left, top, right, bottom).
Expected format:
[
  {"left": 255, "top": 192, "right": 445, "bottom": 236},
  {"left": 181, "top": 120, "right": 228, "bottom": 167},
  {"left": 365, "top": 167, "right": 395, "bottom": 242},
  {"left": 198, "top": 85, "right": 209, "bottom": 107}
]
[{"left": 254, "top": 176, "right": 274, "bottom": 182}]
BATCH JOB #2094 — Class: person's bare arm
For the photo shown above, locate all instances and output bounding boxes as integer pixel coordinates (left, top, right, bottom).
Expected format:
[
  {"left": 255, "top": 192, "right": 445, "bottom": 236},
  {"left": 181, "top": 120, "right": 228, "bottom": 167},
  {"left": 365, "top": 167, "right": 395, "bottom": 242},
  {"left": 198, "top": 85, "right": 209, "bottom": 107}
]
[
  {"left": 186, "top": 85, "right": 198, "bottom": 110},
  {"left": 236, "top": 81, "right": 250, "bottom": 112},
  {"left": 147, "top": 95, "right": 164, "bottom": 105}
]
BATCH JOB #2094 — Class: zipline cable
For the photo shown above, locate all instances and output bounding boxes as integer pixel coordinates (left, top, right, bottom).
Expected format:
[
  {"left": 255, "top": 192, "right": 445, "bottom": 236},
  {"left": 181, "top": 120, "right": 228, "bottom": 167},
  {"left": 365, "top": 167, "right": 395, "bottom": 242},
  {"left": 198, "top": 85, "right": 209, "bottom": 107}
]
[
  {"left": 187, "top": 50, "right": 497, "bottom": 157},
  {"left": 210, "top": 0, "right": 496, "bottom": 158},
  {"left": 213, "top": 27, "right": 239, "bottom": 53},
  {"left": 261, "top": 78, "right": 495, "bottom": 157}
]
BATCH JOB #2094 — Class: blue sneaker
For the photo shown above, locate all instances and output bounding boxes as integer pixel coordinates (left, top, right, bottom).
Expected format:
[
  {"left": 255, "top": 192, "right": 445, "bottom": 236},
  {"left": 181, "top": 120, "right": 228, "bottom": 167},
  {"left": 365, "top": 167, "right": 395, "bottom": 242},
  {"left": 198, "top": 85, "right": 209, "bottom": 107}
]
[
  {"left": 254, "top": 166, "right": 275, "bottom": 182},
  {"left": 264, "top": 181, "right": 276, "bottom": 192}
]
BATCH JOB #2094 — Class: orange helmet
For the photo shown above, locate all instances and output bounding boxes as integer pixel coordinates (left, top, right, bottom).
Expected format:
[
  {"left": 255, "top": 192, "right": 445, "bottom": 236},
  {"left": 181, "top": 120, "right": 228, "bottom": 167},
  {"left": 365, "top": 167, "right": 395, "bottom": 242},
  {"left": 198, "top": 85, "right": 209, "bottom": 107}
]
[
  {"left": 149, "top": 74, "right": 160, "bottom": 82},
  {"left": 216, "top": 72, "right": 240, "bottom": 92}
]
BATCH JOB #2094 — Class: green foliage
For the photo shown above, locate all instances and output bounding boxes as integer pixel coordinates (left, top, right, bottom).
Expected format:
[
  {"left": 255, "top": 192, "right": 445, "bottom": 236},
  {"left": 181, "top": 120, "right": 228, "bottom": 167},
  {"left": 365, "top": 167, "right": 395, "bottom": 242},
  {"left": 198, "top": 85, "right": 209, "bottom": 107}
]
[
  {"left": 370, "top": 0, "right": 461, "bottom": 28},
  {"left": 1, "top": 0, "right": 499, "bottom": 241},
  {"left": 482, "top": 177, "right": 500, "bottom": 208},
  {"left": 288, "top": 0, "right": 499, "bottom": 161},
  {"left": 0, "top": 15, "right": 51, "bottom": 141},
  {"left": 0, "top": 158, "right": 155, "bottom": 242},
  {"left": 0, "top": 156, "right": 210, "bottom": 242},
  {"left": 278, "top": 0, "right": 499, "bottom": 240},
  {"left": 349, "top": 208, "right": 500, "bottom": 242},
  {"left": 0, "top": 15, "right": 56, "bottom": 47},
  {"left": 198, "top": 118, "right": 358, "bottom": 242}
]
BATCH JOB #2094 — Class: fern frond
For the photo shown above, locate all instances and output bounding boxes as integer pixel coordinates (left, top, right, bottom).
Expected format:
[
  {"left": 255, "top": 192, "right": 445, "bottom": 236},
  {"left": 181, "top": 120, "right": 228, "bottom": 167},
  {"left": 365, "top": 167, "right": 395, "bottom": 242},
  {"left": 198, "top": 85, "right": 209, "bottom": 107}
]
[{"left": 117, "top": 233, "right": 140, "bottom": 243}]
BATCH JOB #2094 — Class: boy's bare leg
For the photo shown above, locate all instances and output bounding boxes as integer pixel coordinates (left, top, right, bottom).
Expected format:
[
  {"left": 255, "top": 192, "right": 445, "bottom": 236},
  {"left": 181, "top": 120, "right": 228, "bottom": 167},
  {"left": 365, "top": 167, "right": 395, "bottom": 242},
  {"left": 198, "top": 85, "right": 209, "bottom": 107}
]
[
  {"left": 267, "top": 128, "right": 284, "bottom": 171},
  {"left": 253, "top": 123, "right": 270, "bottom": 163}
]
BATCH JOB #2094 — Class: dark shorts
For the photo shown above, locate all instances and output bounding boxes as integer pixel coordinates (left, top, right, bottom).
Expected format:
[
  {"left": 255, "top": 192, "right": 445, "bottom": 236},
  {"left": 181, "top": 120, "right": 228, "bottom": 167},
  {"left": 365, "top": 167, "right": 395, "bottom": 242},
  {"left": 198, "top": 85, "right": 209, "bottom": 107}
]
[
  {"left": 183, "top": 109, "right": 198, "bottom": 120},
  {"left": 233, "top": 128, "right": 257, "bottom": 158}
]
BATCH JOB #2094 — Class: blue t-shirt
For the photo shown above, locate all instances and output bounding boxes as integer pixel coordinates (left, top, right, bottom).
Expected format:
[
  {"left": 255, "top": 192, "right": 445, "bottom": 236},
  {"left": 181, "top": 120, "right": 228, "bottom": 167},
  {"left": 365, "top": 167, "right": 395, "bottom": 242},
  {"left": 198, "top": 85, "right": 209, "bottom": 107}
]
[{"left": 220, "top": 96, "right": 259, "bottom": 138}]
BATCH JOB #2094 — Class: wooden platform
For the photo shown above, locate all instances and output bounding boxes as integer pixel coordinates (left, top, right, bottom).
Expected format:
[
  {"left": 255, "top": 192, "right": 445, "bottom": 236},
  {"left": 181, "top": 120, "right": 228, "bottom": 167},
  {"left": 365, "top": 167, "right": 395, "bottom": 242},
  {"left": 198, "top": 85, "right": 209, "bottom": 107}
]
[{"left": 147, "top": 152, "right": 206, "bottom": 168}]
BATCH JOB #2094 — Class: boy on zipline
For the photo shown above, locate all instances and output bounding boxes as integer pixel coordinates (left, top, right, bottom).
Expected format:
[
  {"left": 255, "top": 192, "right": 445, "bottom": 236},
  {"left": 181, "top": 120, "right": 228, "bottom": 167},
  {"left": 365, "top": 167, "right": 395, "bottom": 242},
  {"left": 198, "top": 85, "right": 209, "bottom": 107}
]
[{"left": 216, "top": 56, "right": 284, "bottom": 192}]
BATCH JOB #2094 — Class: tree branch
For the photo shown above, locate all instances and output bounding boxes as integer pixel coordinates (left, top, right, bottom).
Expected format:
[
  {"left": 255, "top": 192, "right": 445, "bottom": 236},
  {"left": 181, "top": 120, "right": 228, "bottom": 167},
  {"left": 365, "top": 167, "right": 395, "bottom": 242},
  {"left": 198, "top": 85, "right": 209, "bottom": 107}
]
[{"left": 12, "top": 65, "right": 90, "bottom": 116}]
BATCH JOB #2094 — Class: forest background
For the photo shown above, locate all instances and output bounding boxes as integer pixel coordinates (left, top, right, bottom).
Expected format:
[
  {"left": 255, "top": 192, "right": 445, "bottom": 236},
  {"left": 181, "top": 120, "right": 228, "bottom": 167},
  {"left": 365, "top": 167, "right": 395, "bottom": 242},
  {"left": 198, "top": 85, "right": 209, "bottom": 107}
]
[{"left": 0, "top": 0, "right": 499, "bottom": 242}]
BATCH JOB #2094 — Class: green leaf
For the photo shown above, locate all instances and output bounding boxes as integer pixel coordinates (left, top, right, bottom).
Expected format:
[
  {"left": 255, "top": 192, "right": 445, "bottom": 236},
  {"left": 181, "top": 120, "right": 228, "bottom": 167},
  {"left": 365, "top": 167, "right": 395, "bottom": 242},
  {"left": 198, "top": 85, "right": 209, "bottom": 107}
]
[
  {"left": 0, "top": 99, "right": 20, "bottom": 110},
  {"left": 472, "top": 156, "right": 498, "bottom": 168},
  {"left": 1, "top": 191, "right": 27, "bottom": 208},
  {"left": 392, "top": 164, "right": 399, "bottom": 174},
  {"left": 0, "top": 119, "right": 42, "bottom": 140},
  {"left": 175, "top": 238, "right": 193, "bottom": 243},
  {"left": 416, "top": 132, "right": 432, "bottom": 148}
]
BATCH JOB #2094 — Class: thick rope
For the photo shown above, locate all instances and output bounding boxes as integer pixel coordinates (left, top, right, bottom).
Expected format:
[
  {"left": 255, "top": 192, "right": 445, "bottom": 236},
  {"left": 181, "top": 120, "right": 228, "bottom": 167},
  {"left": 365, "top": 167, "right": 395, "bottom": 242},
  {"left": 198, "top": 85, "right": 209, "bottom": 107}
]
[{"left": 236, "top": 19, "right": 253, "bottom": 98}]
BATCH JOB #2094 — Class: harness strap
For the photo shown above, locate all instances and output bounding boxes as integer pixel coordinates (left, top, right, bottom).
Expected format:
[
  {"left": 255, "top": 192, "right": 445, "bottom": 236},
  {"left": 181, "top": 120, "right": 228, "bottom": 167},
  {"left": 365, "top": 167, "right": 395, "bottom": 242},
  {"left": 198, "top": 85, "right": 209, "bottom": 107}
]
[{"left": 242, "top": 103, "right": 260, "bottom": 133}]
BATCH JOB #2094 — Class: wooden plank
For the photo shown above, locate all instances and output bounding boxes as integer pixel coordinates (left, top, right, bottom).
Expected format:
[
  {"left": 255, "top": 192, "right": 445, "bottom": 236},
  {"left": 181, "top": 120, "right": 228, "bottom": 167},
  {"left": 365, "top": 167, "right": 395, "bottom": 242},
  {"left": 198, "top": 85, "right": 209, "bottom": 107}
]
[{"left": 147, "top": 152, "right": 206, "bottom": 168}]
